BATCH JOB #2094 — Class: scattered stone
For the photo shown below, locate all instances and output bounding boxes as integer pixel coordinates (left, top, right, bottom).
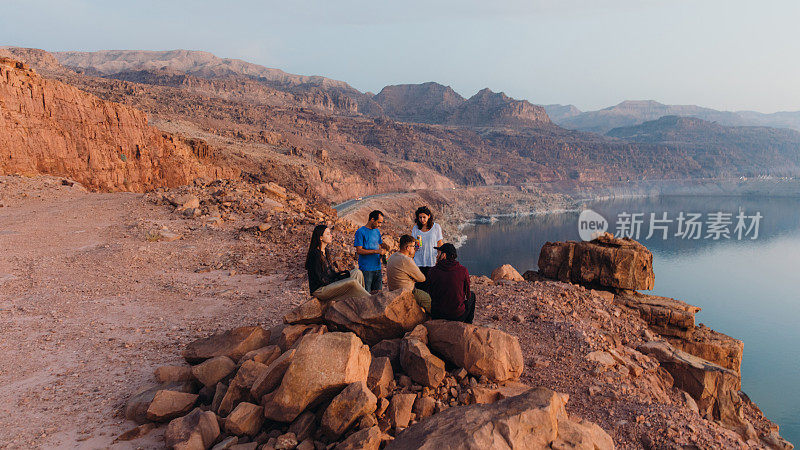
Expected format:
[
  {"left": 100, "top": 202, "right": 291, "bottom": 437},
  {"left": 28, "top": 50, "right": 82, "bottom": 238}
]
[
  {"left": 370, "top": 339, "right": 402, "bottom": 372},
  {"left": 274, "top": 432, "right": 298, "bottom": 450},
  {"left": 211, "top": 435, "right": 238, "bottom": 450},
  {"left": 165, "top": 407, "right": 220, "bottom": 450},
  {"left": 211, "top": 382, "right": 228, "bottom": 413},
  {"left": 125, "top": 381, "right": 196, "bottom": 424},
  {"left": 585, "top": 351, "right": 616, "bottom": 368},
  {"left": 412, "top": 397, "right": 436, "bottom": 419},
  {"left": 469, "top": 381, "right": 531, "bottom": 404},
  {"left": 225, "top": 402, "right": 264, "bottom": 436},
  {"left": 192, "top": 356, "right": 237, "bottom": 387},
  {"left": 288, "top": 411, "right": 316, "bottom": 442},
  {"left": 324, "top": 290, "right": 426, "bottom": 345},
  {"left": 183, "top": 326, "right": 270, "bottom": 363},
  {"left": 146, "top": 390, "right": 198, "bottom": 422},
  {"left": 276, "top": 324, "right": 323, "bottom": 352},
  {"left": 424, "top": 320, "right": 524, "bottom": 382},
  {"left": 263, "top": 332, "right": 371, "bottom": 422}
]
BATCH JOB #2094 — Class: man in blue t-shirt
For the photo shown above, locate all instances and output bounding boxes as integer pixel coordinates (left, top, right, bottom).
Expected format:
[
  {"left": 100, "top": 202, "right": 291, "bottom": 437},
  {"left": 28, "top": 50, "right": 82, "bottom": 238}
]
[{"left": 354, "top": 210, "right": 388, "bottom": 292}]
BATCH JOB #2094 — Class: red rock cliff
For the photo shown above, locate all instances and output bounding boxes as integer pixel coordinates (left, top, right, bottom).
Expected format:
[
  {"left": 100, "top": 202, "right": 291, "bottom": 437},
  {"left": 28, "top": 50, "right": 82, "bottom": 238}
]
[{"left": 0, "top": 57, "right": 235, "bottom": 192}]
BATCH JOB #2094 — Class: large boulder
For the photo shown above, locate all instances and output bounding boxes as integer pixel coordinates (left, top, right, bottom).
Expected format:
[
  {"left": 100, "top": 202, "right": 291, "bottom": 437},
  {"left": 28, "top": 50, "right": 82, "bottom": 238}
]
[
  {"left": 250, "top": 349, "right": 296, "bottom": 399},
  {"left": 615, "top": 292, "right": 700, "bottom": 338},
  {"left": 490, "top": 264, "right": 524, "bottom": 282},
  {"left": 182, "top": 326, "right": 270, "bottom": 363},
  {"left": 424, "top": 321, "right": 524, "bottom": 382},
  {"left": 385, "top": 388, "right": 613, "bottom": 450},
  {"left": 191, "top": 356, "right": 236, "bottom": 387},
  {"left": 165, "top": 407, "right": 220, "bottom": 450},
  {"left": 263, "top": 332, "right": 371, "bottom": 422},
  {"left": 125, "top": 381, "right": 196, "bottom": 424},
  {"left": 283, "top": 298, "right": 328, "bottom": 325},
  {"left": 324, "top": 290, "right": 426, "bottom": 345},
  {"left": 638, "top": 341, "right": 742, "bottom": 424},
  {"left": 538, "top": 234, "right": 654, "bottom": 291}
]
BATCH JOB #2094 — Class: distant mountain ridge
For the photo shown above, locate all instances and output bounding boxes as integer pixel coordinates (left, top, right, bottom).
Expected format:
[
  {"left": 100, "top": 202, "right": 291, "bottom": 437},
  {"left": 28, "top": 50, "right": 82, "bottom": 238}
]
[{"left": 545, "top": 100, "right": 800, "bottom": 133}]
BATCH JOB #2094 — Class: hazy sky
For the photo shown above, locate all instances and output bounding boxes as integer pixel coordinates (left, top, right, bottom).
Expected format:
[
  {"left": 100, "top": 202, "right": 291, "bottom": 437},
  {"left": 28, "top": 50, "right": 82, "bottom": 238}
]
[{"left": 3, "top": 0, "right": 800, "bottom": 112}]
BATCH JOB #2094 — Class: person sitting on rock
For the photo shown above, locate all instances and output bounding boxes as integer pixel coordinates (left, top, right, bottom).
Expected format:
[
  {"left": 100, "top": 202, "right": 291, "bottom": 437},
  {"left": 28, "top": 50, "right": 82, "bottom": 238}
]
[
  {"left": 427, "top": 243, "right": 476, "bottom": 323},
  {"left": 386, "top": 234, "right": 433, "bottom": 312},
  {"left": 305, "top": 224, "right": 370, "bottom": 301}
]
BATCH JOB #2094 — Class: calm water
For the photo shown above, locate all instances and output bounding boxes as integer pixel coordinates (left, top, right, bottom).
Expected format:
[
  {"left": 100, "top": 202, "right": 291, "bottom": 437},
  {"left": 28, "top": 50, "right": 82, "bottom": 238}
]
[{"left": 458, "top": 195, "right": 800, "bottom": 444}]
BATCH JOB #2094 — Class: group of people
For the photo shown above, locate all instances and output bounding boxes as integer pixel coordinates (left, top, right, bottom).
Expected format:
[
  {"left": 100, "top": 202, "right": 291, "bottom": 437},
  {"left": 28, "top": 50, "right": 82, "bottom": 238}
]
[{"left": 304, "top": 207, "right": 475, "bottom": 323}]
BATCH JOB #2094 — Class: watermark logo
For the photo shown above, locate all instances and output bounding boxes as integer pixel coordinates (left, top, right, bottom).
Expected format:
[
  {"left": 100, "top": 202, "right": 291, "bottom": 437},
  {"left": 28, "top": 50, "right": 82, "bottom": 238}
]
[
  {"left": 577, "top": 207, "right": 763, "bottom": 241},
  {"left": 578, "top": 209, "right": 608, "bottom": 241}
]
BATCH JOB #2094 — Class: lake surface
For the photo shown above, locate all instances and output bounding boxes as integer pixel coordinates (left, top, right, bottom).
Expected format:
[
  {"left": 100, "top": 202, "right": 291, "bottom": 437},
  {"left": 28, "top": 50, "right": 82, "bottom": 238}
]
[{"left": 458, "top": 195, "right": 800, "bottom": 444}]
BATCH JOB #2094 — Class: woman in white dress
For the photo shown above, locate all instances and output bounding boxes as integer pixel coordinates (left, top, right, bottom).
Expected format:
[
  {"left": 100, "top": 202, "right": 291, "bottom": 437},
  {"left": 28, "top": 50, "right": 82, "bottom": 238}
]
[{"left": 411, "top": 206, "right": 443, "bottom": 291}]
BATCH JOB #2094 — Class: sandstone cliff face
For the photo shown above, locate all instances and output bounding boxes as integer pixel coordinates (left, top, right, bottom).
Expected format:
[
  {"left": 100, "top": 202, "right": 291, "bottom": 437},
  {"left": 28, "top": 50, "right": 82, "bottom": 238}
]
[{"left": 0, "top": 57, "right": 233, "bottom": 191}]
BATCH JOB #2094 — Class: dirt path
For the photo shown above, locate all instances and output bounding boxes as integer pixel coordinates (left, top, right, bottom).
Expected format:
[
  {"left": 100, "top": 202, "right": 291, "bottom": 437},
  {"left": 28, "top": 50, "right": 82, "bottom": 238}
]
[{"left": 0, "top": 177, "right": 306, "bottom": 449}]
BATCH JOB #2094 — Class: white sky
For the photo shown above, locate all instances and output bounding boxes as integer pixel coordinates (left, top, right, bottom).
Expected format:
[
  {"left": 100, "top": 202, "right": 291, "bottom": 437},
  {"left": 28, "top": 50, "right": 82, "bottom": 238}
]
[{"left": 3, "top": 0, "right": 799, "bottom": 112}]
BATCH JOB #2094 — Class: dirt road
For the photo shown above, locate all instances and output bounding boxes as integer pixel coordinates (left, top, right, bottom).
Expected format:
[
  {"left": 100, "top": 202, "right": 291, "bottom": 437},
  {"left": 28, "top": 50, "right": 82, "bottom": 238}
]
[{"left": 0, "top": 176, "right": 306, "bottom": 449}]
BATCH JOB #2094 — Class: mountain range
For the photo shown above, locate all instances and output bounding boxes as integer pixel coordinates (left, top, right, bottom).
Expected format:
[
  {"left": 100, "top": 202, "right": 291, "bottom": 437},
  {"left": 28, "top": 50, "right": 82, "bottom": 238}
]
[{"left": 544, "top": 100, "right": 800, "bottom": 134}]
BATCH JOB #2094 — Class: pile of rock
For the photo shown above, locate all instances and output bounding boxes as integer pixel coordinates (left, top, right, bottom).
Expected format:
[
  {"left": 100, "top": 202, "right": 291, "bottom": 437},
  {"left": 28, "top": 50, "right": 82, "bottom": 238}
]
[
  {"left": 537, "top": 235, "right": 770, "bottom": 443},
  {"left": 123, "top": 289, "right": 613, "bottom": 449}
]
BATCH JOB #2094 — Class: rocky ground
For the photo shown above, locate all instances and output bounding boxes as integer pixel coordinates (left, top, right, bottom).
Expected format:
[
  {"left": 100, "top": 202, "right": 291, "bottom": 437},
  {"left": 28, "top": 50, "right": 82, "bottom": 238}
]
[{"left": 0, "top": 175, "right": 793, "bottom": 449}]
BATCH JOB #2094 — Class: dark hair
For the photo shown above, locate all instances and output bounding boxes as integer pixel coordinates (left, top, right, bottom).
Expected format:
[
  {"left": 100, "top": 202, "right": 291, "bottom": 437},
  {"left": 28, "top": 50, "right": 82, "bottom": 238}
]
[
  {"left": 399, "top": 234, "right": 415, "bottom": 250},
  {"left": 415, "top": 206, "right": 434, "bottom": 230},
  {"left": 368, "top": 210, "right": 384, "bottom": 221},
  {"left": 305, "top": 224, "right": 328, "bottom": 271}
]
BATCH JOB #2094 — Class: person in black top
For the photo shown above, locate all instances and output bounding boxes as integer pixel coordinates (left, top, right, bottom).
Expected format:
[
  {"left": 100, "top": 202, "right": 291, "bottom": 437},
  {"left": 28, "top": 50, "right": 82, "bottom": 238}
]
[{"left": 305, "top": 224, "right": 370, "bottom": 301}]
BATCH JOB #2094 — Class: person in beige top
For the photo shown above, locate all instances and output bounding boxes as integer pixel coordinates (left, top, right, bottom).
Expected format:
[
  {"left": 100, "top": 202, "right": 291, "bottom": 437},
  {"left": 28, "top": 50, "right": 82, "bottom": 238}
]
[{"left": 386, "top": 235, "right": 432, "bottom": 312}]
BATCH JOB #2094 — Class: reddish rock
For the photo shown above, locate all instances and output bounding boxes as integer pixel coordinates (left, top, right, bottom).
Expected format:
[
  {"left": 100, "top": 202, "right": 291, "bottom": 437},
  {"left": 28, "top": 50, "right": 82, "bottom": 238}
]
[
  {"left": 225, "top": 402, "right": 264, "bottom": 436},
  {"left": 165, "top": 408, "right": 220, "bottom": 450},
  {"left": 182, "top": 326, "right": 270, "bottom": 363},
  {"left": 400, "top": 337, "right": 446, "bottom": 388},
  {"left": 668, "top": 324, "right": 743, "bottom": 374},
  {"left": 386, "top": 388, "right": 611, "bottom": 449},
  {"left": 240, "top": 345, "right": 282, "bottom": 366},
  {"left": 538, "top": 234, "right": 654, "bottom": 291},
  {"left": 490, "top": 264, "right": 524, "bottom": 282},
  {"left": 616, "top": 292, "right": 700, "bottom": 338},
  {"left": 283, "top": 298, "right": 328, "bottom": 325},
  {"left": 334, "top": 426, "right": 381, "bottom": 450},
  {"left": 386, "top": 393, "right": 416, "bottom": 429},
  {"left": 424, "top": 320, "right": 524, "bottom": 382},
  {"left": 263, "top": 332, "right": 371, "bottom": 422},
  {"left": 412, "top": 397, "right": 436, "bottom": 419},
  {"left": 469, "top": 381, "right": 532, "bottom": 404},
  {"left": 125, "top": 381, "right": 196, "bottom": 424},
  {"left": 370, "top": 339, "right": 402, "bottom": 372},
  {"left": 250, "top": 349, "right": 296, "bottom": 399},
  {"left": 146, "top": 390, "right": 198, "bottom": 422},
  {"left": 276, "top": 324, "right": 326, "bottom": 352},
  {"left": 324, "top": 290, "right": 426, "bottom": 345},
  {"left": 321, "top": 381, "right": 378, "bottom": 438},
  {"left": 0, "top": 57, "right": 234, "bottom": 192},
  {"left": 192, "top": 356, "right": 236, "bottom": 387},
  {"left": 367, "top": 356, "right": 394, "bottom": 399},
  {"left": 155, "top": 365, "right": 195, "bottom": 383},
  {"left": 287, "top": 411, "right": 316, "bottom": 442}
]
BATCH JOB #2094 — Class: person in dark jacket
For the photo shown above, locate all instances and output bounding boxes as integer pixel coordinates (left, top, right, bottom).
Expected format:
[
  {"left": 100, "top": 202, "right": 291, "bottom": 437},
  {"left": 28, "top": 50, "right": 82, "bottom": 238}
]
[
  {"left": 426, "top": 243, "right": 476, "bottom": 323},
  {"left": 305, "top": 224, "right": 370, "bottom": 301}
]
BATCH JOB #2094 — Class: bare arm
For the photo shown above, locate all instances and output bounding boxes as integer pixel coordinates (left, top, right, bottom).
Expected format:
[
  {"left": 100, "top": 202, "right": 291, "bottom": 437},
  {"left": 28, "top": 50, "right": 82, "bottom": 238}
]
[{"left": 355, "top": 246, "right": 384, "bottom": 256}]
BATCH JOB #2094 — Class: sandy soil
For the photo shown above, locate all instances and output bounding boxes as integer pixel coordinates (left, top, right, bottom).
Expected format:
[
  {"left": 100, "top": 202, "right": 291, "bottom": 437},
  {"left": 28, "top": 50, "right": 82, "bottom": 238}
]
[{"left": 0, "top": 176, "right": 306, "bottom": 449}]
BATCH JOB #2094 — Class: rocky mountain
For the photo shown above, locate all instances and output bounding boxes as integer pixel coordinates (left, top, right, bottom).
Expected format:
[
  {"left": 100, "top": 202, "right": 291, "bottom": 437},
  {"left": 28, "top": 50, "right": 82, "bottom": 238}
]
[
  {"left": 551, "top": 100, "right": 800, "bottom": 133},
  {"left": 446, "top": 88, "right": 551, "bottom": 128},
  {"left": 541, "top": 104, "right": 582, "bottom": 122},
  {"left": 372, "top": 82, "right": 464, "bottom": 124},
  {"left": 607, "top": 115, "right": 800, "bottom": 176},
  {"left": 0, "top": 57, "right": 234, "bottom": 191}
]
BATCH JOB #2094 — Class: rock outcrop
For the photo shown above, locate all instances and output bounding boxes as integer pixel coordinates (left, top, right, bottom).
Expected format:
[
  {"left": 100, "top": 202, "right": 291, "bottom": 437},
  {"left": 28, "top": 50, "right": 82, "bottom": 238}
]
[
  {"left": 0, "top": 57, "right": 234, "bottom": 192},
  {"left": 324, "top": 289, "right": 426, "bottom": 345},
  {"left": 385, "top": 387, "right": 613, "bottom": 449},
  {"left": 538, "top": 233, "right": 655, "bottom": 290}
]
